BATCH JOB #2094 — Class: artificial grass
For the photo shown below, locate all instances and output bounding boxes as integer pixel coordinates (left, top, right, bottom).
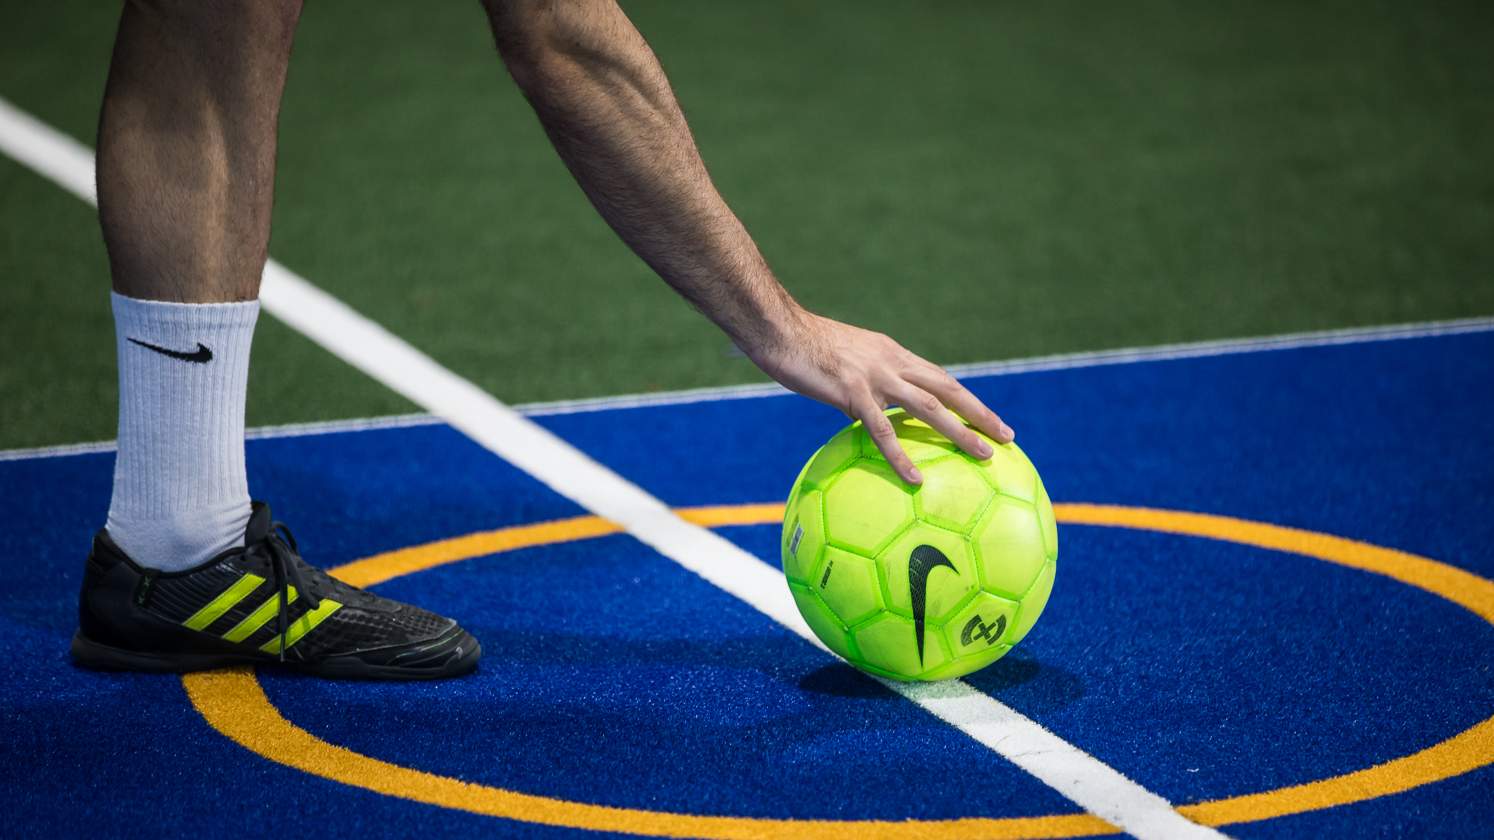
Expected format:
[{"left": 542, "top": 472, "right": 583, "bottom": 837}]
[
  {"left": 3, "top": 330, "right": 1492, "bottom": 836},
  {"left": 2, "top": 0, "right": 1492, "bottom": 448},
  {"left": 0, "top": 159, "right": 415, "bottom": 450}
]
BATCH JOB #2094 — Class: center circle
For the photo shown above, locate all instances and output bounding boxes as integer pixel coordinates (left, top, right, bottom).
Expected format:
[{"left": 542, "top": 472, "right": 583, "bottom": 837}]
[{"left": 182, "top": 503, "right": 1494, "bottom": 838}]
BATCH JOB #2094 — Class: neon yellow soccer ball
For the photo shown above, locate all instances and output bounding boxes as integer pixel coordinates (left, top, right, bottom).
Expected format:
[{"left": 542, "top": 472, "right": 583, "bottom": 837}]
[{"left": 781, "top": 409, "right": 1057, "bottom": 681}]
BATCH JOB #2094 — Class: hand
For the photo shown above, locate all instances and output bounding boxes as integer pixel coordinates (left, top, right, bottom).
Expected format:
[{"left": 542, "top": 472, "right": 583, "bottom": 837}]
[{"left": 748, "top": 311, "right": 1015, "bottom": 484}]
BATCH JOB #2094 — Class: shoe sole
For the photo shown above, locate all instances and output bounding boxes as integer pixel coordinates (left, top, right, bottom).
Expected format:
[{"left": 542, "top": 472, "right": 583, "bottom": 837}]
[{"left": 71, "top": 627, "right": 481, "bottom": 681}]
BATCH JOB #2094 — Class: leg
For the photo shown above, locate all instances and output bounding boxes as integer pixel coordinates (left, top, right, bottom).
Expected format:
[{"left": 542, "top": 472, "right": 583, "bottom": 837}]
[
  {"left": 97, "top": 0, "right": 300, "bottom": 571},
  {"left": 98, "top": 0, "right": 301, "bottom": 303},
  {"left": 74, "top": 1, "right": 481, "bottom": 679}
]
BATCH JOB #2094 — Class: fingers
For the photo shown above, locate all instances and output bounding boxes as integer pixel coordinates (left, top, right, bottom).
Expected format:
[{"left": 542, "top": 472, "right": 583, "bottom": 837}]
[
  {"left": 906, "top": 364, "right": 1014, "bottom": 443},
  {"left": 851, "top": 392, "right": 922, "bottom": 484},
  {"left": 897, "top": 385, "right": 994, "bottom": 461}
]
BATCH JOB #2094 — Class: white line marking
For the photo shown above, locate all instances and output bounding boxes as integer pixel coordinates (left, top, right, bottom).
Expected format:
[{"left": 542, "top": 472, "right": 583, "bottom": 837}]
[
  {"left": 2, "top": 95, "right": 1226, "bottom": 837},
  {"left": 5, "top": 313, "right": 1491, "bottom": 461},
  {"left": 943, "top": 317, "right": 1494, "bottom": 378},
  {"left": 0, "top": 97, "right": 96, "bottom": 202},
  {"left": 0, "top": 439, "right": 120, "bottom": 463},
  {"left": 0, "top": 415, "right": 446, "bottom": 463},
  {"left": 276, "top": 266, "right": 1231, "bottom": 840},
  {"left": 516, "top": 316, "right": 1494, "bottom": 415},
  {"left": 245, "top": 413, "right": 439, "bottom": 440}
]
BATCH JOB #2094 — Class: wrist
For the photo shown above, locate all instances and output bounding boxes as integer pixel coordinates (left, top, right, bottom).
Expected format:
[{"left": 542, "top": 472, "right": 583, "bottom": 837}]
[{"left": 733, "top": 298, "right": 811, "bottom": 361}]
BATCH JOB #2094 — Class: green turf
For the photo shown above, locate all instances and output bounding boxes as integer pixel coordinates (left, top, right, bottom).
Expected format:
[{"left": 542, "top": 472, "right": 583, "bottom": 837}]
[
  {"left": 2, "top": 0, "right": 1492, "bottom": 448},
  {"left": 0, "top": 158, "right": 416, "bottom": 448}
]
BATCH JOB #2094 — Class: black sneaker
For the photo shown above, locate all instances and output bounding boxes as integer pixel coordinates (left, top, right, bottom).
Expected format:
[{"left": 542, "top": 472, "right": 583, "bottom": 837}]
[{"left": 72, "top": 502, "right": 481, "bottom": 679}]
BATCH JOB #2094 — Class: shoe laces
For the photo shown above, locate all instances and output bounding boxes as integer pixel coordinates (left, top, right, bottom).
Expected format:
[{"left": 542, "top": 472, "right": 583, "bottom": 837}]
[{"left": 213, "top": 520, "right": 319, "bottom": 662}]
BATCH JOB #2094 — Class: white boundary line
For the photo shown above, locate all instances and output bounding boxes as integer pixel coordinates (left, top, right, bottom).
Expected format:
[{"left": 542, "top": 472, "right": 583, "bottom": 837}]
[
  {"left": 0, "top": 414, "right": 444, "bottom": 463},
  {"left": 265, "top": 267, "right": 1225, "bottom": 839},
  {"left": 516, "top": 315, "right": 1494, "bottom": 415},
  {"left": 5, "top": 314, "right": 1491, "bottom": 463},
  {"left": 0, "top": 440, "right": 119, "bottom": 462},
  {"left": 2, "top": 95, "right": 1228, "bottom": 837}
]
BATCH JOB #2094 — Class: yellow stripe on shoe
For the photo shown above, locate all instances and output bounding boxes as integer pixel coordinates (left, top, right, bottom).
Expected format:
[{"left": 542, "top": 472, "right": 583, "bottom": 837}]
[
  {"left": 181, "top": 574, "right": 266, "bottom": 631},
  {"left": 222, "top": 587, "right": 299, "bottom": 643},
  {"left": 259, "top": 599, "right": 343, "bottom": 654}
]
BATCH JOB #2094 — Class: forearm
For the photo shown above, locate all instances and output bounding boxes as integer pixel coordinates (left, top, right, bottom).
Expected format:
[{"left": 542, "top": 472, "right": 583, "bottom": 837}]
[
  {"left": 485, "top": 1, "right": 1012, "bottom": 481},
  {"left": 485, "top": 0, "right": 803, "bottom": 354}
]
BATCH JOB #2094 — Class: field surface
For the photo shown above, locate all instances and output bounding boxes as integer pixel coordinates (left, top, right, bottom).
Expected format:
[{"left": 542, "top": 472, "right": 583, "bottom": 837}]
[
  {"left": 2, "top": 0, "right": 1493, "bottom": 447},
  {"left": 2, "top": 2, "right": 1492, "bottom": 838},
  {"left": 3, "top": 329, "right": 1494, "bottom": 837}
]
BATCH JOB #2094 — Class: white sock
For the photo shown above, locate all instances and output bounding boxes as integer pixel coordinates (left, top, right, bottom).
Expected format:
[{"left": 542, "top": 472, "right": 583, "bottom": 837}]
[{"left": 105, "top": 292, "right": 258, "bottom": 571}]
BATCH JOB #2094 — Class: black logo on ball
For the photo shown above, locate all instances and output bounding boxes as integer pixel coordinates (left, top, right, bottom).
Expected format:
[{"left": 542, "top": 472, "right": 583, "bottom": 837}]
[
  {"left": 908, "top": 544, "right": 956, "bottom": 665},
  {"left": 961, "top": 614, "right": 1006, "bottom": 647}
]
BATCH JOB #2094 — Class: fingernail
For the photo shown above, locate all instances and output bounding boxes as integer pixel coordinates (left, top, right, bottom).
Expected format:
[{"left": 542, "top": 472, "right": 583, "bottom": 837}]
[
  {"left": 908, "top": 467, "right": 923, "bottom": 484},
  {"left": 1001, "top": 424, "right": 1015, "bottom": 441},
  {"left": 975, "top": 442, "right": 993, "bottom": 459}
]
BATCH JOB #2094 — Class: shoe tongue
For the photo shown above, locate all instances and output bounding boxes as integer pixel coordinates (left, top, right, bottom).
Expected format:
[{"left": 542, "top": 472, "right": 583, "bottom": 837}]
[{"left": 244, "top": 503, "right": 274, "bottom": 544}]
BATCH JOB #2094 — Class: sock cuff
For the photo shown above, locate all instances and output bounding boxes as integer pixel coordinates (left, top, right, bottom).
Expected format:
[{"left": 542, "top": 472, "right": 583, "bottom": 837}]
[{"left": 110, "top": 291, "right": 260, "bottom": 332}]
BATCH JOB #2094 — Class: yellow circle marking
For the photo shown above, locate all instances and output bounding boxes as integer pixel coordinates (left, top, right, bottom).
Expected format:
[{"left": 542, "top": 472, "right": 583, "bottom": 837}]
[{"left": 183, "top": 503, "right": 1494, "bottom": 838}]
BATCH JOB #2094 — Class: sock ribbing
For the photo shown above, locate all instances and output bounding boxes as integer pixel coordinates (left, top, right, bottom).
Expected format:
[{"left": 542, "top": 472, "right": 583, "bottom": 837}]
[{"left": 105, "top": 292, "right": 258, "bottom": 571}]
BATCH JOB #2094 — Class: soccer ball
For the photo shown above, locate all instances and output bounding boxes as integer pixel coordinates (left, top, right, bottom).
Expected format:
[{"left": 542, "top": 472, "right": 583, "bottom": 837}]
[{"left": 781, "top": 409, "right": 1057, "bottom": 681}]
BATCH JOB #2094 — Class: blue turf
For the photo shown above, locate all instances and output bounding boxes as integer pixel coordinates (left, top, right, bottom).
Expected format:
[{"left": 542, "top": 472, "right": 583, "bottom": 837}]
[
  {"left": 2, "top": 330, "right": 1492, "bottom": 837},
  {"left": 269, "top": 533, "right": 1074, "bottom": 820}
]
